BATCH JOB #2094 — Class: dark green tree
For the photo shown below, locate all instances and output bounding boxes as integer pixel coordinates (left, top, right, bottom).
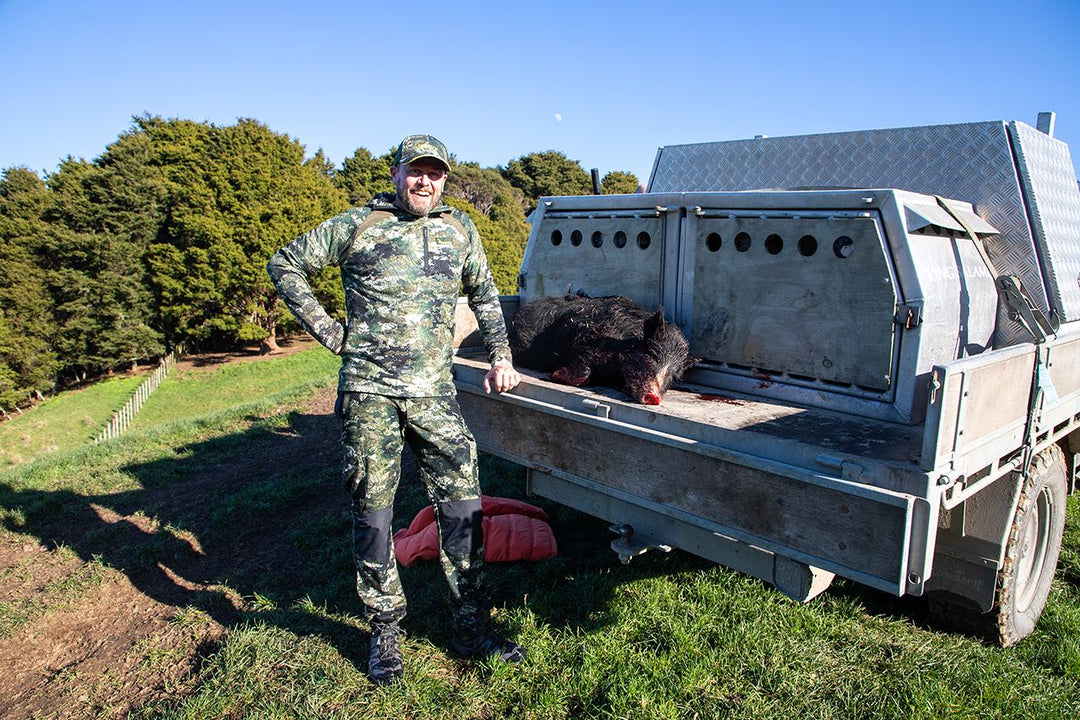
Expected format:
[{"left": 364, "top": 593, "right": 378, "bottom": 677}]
[
  {"left": 444, "top": 163, "right": 530, "bottom": 295},
  {"left": 443, "top": 197, "right": 526, "bottom": 296},
  {"left": 502, "top": 151, "right": 593, "bottom": 214},
  {"left": 307, "top": 148, "right": 337, "bottom": 180},
  {"left": 42, "top": 131, "right": 167, "bottom": 381},
  {"left": 0, "top": 168, "right": 60, "bottom": 408},
  {"left": 446, "top": 162, "right": 518, "bottom": 216},
  {"left": 601, "top": 170, "right": 641, "bottom": 195},
  {"left": 0, "top": 312, "right": 18, "bottom": 412},
  {"left": 137, "top": 116, "right": 348, "bottom": 352},
  {"left": 334, "top": 147, "right": 393, "bottom": 206}
]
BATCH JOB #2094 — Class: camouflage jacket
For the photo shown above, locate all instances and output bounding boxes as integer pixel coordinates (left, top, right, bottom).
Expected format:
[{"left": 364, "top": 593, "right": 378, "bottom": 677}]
[{"left": 267, "top": 193, "right": 512, "bottom": 396}]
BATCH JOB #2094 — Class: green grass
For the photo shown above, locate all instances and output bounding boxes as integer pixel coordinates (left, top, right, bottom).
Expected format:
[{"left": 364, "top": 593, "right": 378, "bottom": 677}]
[
  {"left": 130, "top": 347, "right": 339, "bottom": 430},
  {"left": 132, "top": 486, "right": 1080, "bottom": 720},
  {"left": 0, "top": 350, "right": 1077, "bottom": 719},
  {"left": 0, "top": 346, "right": 338, "bottom": 470},
  {"left": 0, "top": 372, "right": 147, "bottom": 467}
]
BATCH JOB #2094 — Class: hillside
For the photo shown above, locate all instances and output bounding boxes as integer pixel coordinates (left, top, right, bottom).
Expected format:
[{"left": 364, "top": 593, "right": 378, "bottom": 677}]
[{"left": 0, "top": 348, "right": 1077, "bottom": 719}]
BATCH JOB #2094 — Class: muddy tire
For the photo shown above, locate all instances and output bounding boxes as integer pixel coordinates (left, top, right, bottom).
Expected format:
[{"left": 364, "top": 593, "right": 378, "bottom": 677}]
[
  {"left": 928, "top": 443, "right": 1068, "bottom": 646},
  {"left": 991, "top": 443, "right": 1068, "bottom": 646}
]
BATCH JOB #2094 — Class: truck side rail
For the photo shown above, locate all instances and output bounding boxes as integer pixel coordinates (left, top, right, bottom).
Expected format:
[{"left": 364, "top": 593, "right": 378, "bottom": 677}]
[{"left": 922, "top": 321, "right": 1080, "bottom": 508}]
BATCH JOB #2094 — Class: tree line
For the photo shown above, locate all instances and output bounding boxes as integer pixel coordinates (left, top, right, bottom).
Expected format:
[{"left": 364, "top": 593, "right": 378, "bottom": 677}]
[{"left": 0, "top": 115, "right": 641, "bottom": 413}]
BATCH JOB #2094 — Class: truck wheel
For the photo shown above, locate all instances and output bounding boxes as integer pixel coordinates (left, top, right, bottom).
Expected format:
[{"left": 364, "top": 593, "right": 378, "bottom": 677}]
[{"left": 992, "top": 443, "right": 1068, "bottom": 646}]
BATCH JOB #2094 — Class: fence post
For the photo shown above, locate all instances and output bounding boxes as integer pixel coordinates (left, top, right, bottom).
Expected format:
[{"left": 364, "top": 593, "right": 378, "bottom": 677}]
[{"left": 95, "top": 350, "right": 177, "bottom": 445}]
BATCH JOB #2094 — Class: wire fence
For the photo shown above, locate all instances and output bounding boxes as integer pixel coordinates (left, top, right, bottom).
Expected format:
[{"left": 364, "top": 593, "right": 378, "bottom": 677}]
[{"left": 95, "top": 351, "right": 177, "bottom": 444}]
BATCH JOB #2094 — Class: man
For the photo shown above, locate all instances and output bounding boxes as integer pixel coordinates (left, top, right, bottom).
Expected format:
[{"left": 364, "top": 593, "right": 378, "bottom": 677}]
[{"left": 267, "top": 134, "right": 524, "bottom": 685}]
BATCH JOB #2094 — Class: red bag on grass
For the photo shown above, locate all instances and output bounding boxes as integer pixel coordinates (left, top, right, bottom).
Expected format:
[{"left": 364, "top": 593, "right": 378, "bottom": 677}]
[{"left": 393, "top": 495, "right": 558, "bottom": 567}]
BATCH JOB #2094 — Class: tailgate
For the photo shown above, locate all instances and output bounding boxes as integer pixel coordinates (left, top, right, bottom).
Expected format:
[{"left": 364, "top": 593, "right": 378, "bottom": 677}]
[{"left": 453, "top": 353, "right": 935, "bottom": 596}]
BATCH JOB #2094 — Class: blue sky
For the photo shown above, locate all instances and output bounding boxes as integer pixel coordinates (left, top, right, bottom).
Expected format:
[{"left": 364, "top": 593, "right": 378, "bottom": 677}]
[{"left": 2, "top": 0, "right": 1078, "bottom": 185}]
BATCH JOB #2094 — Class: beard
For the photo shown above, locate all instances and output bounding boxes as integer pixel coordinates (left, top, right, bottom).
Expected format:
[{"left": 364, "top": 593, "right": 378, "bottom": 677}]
[{"left": 394, "top": 184, "right": 443, "bottom": 216}]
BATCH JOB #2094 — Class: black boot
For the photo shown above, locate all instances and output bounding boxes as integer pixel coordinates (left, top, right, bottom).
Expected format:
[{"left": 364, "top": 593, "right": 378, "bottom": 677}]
[
  {"left": 450, "top": 618, "right": 526, "bottom": 665},
  {"left": 368, "top": 620, "right": 404, "bottom": 685}
]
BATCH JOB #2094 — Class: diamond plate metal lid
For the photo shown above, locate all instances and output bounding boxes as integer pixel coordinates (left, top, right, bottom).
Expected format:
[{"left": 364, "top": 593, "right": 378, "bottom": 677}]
[
  {"left": 1009, "top": 121, "right": 1080, "bottom": 323},
  {"left": 648, "top": 120, "right": 1080, "bottom": 346}
]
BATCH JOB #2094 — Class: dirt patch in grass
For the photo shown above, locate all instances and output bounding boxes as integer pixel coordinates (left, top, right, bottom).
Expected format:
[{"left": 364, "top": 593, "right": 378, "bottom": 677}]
[
  {"left": 0, "top": 537, "right": 86, "bottom": 608},
  {"left": 0, "top": 352, "right": 348, "bottom": 719},
  {"left": 0, "top": 573, "right": 224, "bottom": 719},
  {"left": 174, "top": 335, "right": 318, "bottom": 372}
]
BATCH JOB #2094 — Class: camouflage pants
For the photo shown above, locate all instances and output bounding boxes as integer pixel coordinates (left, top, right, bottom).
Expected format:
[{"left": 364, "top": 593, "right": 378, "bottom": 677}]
[{"left": 336, "top": 391, "right": 487, "bottom": 627}]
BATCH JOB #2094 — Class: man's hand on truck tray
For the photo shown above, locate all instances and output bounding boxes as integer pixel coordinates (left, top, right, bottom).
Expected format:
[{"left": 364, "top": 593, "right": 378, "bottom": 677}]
[{"left": 484, "top": 360, "right": 521, "bottom": 394}]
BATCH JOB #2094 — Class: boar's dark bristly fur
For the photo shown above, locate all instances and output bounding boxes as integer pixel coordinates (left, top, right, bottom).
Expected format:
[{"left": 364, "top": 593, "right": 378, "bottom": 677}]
[{"left": 509, "top": 292, "right": 696, "bottom": 405}]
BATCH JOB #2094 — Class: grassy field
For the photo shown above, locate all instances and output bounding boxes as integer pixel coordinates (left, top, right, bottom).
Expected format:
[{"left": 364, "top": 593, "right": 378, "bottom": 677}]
[
  {"left": 0, "top": 372, "right": 147, "bottom": 467},
  {"left": 0, "top": 346, "right": 1077, "bottom": 719},
  {"left": 129, "top": 346, "right": 339, "bottom": 431}
]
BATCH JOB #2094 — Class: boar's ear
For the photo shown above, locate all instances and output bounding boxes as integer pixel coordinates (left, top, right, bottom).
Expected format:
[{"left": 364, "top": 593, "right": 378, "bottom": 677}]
[{"left": 644, "top": 309, "right": 666, "bottom": 338}]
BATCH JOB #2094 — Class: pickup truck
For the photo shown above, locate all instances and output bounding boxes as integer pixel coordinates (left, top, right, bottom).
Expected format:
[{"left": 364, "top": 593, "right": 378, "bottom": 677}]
[{"left": 451, "top": 114, "right": 1080, "bottom": 646}]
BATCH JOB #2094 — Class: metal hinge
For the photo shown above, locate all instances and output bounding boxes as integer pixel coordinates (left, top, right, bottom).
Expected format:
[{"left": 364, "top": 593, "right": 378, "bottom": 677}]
[
  {"left": 894, "top": 303, "right": 923, "bottom": 329},
  {"left": 928, "top": 369, "right": 941, "bottom": 405},
  {"left": 841, "top": 460, "right": 865, "bottom": 482},
  {"left": 582, "top": 399, "right": 611, "bottom": 419}
]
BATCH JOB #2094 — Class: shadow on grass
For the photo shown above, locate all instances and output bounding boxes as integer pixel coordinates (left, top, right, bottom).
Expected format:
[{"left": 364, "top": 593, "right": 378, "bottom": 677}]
[
  {"left": 0, "top": 406, "right": 372, "bottom": 663},
  {"left": 6, "top": 405, "right": 1028, "bottom": 682},
  {"left": 0, "top": 405, "right": 697, "bottom": 676}
]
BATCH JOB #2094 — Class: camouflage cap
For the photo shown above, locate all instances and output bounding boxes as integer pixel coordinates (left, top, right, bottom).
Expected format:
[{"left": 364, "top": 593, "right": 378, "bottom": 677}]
[{"left": 393, "top": 134, "right": 451, "bottom": 171}]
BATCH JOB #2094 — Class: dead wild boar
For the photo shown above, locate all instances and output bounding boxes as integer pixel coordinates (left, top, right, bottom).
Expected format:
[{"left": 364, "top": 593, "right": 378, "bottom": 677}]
[{"left": 510, "top": 292, "right": 696, "bottom": 405}]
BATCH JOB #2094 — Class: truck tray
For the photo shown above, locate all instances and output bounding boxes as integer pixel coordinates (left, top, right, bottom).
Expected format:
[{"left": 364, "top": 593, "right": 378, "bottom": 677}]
[{"left": 453, "top": 352, "right": 936, "bottom": 598}]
